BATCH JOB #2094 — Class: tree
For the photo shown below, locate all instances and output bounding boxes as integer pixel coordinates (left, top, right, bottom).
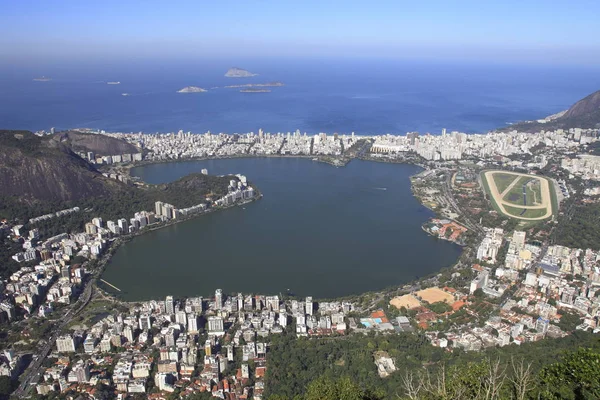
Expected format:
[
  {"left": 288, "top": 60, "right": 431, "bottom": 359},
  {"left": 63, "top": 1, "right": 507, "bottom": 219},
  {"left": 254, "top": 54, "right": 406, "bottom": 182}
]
[
  {"left": 304, "top": 376, "right": 383, "bottom": 400},
  {"left": 539, "top": 347, "right": 600, "bottom": 399},
  {"left": 509, "top": 357, "right": 534, "bottom": 400},
  {"left": 0, "top": 376, "right": 12, "bottom": 397},
  {"left": 556, "top": 309, "right": 582, "bottom": 332}
]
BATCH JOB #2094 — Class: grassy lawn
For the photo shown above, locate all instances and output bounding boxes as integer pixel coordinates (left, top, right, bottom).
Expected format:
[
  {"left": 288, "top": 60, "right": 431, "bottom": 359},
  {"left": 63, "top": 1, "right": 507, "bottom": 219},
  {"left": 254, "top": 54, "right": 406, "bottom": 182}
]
[
  {"left": 492, "top": 173, "right": 518, "bottom": 195},
  {"left": 502, "top": 177, "right": 528, "bottom": 205},
  {"left": 66, "top": 299, "right": 123, "bottom": 329},
  {"left": 521, "top": 208, "right": 549, "bottom": 219},
  {"left": 503, "top": 205, "right": 525, "bottom": 218},
  {"left": 503, "top": 205, "right": 548, "bottom": 219},
  {"left": 502, "top": 177, "right": 545, "bottom": 207}
]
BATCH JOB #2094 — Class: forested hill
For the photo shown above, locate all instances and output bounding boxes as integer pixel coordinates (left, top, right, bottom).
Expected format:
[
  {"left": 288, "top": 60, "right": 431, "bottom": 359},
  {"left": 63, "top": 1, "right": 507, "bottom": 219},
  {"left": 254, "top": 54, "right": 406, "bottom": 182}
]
[
  {"left": 0, "top": 130, "right": 240, "bottom": 225},
  {"left": 264, "top": 331, "right": 600, "bottom": 399},
  {"left": 0, "top": 130, "right": 242, "bottom": 279}
]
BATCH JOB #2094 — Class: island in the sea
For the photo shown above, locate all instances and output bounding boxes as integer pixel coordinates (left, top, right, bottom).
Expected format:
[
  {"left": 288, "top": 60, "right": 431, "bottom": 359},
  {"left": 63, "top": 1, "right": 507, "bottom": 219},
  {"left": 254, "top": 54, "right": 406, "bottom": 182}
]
[
  {"left": 177, "top": 86, "right": 208, "bottom": 93},
  {"left": 225, "top": 67, "right": 258, "bottom": 77},
  {"left": 240, "top": 88, "right": 271, "bottom": 93},
  {"left": 225, "top": 81, "right": 284, "bottom": 88},
  {"left": 33, "top": 76, "right": 51, "bottom": 82}
]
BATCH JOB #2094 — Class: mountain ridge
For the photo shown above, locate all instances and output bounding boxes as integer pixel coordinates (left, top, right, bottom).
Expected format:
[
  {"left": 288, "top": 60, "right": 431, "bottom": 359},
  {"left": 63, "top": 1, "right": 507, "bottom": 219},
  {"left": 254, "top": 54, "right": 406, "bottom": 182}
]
[
  {"left": 504, "top": 89, "right": 600, "bottom": 132},
  {"left": 0, "top": 130, "right": 117, "bottom": 205},
  {"left": 0, "top": 130, "right": 240, "bottom": 226},
  {"left": 52, "top": 130, "right": 140, "bottom": 156},
  {"left": 562, "top": 89, "right": 600, "bottom": 121}
]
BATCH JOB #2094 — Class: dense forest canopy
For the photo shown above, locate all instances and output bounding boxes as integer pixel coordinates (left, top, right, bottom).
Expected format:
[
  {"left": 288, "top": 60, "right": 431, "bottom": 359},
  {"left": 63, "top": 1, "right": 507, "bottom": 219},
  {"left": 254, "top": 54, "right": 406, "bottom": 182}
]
[{"left": 264, "top": 331, "right": 600, "bottom": 399}]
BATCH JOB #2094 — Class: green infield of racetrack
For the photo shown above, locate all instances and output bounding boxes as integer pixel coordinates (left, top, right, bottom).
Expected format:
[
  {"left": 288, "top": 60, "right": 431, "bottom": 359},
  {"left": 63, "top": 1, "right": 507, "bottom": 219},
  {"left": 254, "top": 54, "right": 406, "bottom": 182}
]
[
  {"left": 480, "top": 170, "right": 558, "bottom": 224},
  {"left": 501, "top": 176, "right": 542, "bottom": 207},
  {"left": 493, "top": 172, "right": 519, "bottom": 195},
  {"left": 503, "top": 205, "right": 549, "bottom": 219}
]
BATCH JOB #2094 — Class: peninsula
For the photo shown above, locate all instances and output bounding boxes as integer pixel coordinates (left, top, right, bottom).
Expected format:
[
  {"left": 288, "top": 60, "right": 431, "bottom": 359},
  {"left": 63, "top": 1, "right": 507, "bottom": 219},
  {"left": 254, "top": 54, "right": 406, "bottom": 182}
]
[
  {"left": 177, "top": 86, "right": 208, "bottom": 93},
  {"left": 225, "top": 67, "right": 258, "bottom": 77}
]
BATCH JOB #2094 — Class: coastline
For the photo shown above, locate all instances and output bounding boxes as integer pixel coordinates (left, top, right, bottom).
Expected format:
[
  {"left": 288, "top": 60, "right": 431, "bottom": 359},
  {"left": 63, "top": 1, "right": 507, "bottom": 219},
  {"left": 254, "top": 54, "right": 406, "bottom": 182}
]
[
  {"left": 122, "top": 153, "right": 429, "bottom": 179},
  {"left": 123, "top": 153, "right": 352, "bottom": 172}
]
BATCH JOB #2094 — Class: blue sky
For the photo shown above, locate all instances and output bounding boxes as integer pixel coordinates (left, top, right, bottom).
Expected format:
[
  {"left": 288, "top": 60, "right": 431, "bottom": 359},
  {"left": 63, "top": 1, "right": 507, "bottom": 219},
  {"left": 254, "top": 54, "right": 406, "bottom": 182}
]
[{"left": 2, "top": 0, "right": 600, "bottom": 64}]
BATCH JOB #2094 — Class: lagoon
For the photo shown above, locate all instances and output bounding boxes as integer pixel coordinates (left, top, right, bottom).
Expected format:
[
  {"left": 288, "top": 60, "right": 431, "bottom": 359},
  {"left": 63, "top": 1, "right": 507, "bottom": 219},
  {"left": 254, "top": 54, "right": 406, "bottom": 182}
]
[{"left": 101, "top": 158, "right": 462, "bottom": 300}]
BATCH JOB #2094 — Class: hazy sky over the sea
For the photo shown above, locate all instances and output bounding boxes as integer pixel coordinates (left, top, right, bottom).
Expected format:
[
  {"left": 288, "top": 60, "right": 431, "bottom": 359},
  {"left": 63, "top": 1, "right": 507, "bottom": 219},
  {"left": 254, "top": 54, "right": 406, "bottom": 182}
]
[{"left": 2, "top": 0, "right": 599, "bottom": 65}]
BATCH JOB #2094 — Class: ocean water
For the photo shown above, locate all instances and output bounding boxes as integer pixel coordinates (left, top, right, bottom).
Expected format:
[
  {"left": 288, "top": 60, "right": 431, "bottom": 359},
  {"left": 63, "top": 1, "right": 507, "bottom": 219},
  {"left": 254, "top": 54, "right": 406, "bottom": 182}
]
[{"left": 1, "top": 58, "right": 599, "bottom": 135}]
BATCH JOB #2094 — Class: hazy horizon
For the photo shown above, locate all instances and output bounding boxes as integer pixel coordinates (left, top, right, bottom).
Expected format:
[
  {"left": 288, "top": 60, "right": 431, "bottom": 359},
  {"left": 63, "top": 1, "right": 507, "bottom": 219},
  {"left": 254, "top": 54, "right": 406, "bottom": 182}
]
[
  {"left": 2, "top": 0, "right": 600, "bottom": 66},
  {"left": 2, "top": 59, "right": 599, "bottom": 135},
  {"left": 3, "top": 1, "right": 600, "bottom": 135}
]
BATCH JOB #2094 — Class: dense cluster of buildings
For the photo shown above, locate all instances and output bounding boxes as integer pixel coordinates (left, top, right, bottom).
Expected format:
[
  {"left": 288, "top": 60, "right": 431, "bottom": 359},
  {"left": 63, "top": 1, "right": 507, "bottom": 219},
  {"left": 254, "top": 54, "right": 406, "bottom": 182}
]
[
  {"left": 3, "top": 179, "right": 256, "bottom": 315},
  {"left": 100, "top": 129, "right": 359, "bottom": 161},
  {"left": 28, "top": 207, "right": 81, "bottom": 225},
  {"left": 371, "top": 127, "right": 597, "bottom": 161},
  {"left": 32, "top": 290, "right": 354, "bottom": 398},
  {"left": 434, "top": 229, "right": 600, "bottom": 353},
  {"left": 0, "top": 170, "right": 260, "bottom": 393},
  {"left": 476, "top": 228, "right": 505, "bottom": 264},
  {"left": 5, "top": 125, "right": 600, "bottom": 397},
  {"left": 422, "top": 218, "right": 467, "bottom": 244},
  {"left": 561, "top": 154, "right": 600, "bottom": 181},
  {"left": 79, "top": 150, "right": 143, "bottom": 166},
  {"left": 70, "top": 126, "right": 599, "bottom": 166}
]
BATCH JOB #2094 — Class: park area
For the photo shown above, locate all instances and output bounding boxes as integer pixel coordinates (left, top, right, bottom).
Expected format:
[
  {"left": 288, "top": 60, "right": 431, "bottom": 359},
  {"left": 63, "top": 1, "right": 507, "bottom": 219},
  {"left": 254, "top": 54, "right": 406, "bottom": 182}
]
[{"left": 481, "top": 170, "right": 556, "bottom": 221}]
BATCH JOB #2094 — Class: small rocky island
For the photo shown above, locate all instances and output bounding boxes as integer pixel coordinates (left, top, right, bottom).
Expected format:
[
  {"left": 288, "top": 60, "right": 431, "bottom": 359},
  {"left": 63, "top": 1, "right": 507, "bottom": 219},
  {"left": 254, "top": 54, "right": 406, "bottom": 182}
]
[
  {"left": 225, "top": 67, "right": 258, "bottom": 78},
  {"left": 177, "top": 86, "right": 207, "bottom": 93},
  {"left": 225, "top": 82, "right": 284, "bottom": 88},
  {"left": 240, "top": 88, "right": 271, "bottom": 93}
]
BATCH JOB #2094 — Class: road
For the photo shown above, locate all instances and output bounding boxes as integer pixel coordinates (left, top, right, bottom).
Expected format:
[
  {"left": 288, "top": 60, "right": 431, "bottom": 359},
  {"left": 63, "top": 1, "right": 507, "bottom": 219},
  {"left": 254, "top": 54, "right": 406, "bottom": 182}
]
[
  {"left": 443, "top": 172, "right": 485, "bottom": 235},
  {"left": 12, "top": 280, "right": 94, "bottom": 398}
]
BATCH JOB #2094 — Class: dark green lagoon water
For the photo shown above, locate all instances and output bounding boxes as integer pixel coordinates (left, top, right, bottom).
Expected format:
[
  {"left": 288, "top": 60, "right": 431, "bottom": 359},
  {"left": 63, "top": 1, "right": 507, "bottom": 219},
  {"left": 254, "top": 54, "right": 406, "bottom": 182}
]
[{"left": 101, "top": 158, "right": 462, "bottom": 300}]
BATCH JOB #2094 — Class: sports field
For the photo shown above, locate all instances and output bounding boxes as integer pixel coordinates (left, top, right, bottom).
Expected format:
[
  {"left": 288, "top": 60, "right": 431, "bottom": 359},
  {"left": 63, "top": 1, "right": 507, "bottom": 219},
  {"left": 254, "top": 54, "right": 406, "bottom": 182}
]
[
  {"left": 389, "top": 294, "right": 421, "bottom": 310},
  {"left": 481, "top": 170, "right": 555, "bottom": 221},
  {"left": 415, "top": 287, "right": 455, "bottom": 304}
]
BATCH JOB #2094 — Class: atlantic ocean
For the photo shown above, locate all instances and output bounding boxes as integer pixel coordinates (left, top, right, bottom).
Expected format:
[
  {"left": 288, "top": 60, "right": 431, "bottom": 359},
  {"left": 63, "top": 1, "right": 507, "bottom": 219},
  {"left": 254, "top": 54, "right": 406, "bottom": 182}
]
[{"left": 1, "top": 58, "right": 599, "bottom": 134}]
